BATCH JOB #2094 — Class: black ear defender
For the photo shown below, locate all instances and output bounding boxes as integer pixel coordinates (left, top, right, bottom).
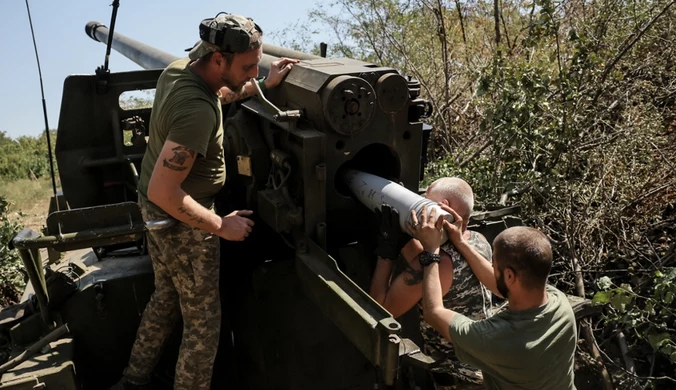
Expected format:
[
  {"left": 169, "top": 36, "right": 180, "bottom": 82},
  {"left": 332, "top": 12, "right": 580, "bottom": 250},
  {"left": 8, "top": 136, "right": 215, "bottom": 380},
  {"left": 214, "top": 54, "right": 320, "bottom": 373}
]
[{"left": 198, "top": 12, "right": 263, "bottom": 53}]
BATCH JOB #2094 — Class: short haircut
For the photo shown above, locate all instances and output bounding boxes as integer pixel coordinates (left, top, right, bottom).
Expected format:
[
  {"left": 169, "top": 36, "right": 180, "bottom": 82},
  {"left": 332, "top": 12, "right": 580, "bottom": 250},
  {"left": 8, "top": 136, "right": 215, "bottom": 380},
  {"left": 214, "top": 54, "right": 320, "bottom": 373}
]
[
  {"left": 493, "top": 226, "right": 553, "bottom": 290},
  {"left": 426, "top": 177, "right": 474, "bottom": 218}
]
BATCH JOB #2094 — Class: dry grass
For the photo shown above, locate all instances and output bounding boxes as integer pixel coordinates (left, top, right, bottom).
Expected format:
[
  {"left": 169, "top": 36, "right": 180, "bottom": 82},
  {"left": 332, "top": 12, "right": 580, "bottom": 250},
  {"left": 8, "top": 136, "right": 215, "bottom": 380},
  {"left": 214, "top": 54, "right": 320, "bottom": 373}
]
[{"left": 0, "top": 177, "right": 55, "bottom": 232}]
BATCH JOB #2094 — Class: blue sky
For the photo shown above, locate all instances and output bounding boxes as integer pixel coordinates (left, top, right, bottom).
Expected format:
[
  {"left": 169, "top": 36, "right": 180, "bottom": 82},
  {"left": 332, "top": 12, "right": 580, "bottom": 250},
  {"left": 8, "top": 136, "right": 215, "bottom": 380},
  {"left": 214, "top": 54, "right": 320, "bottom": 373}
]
[{"left": 0, "top": 0, "right": 325, "bottom": 139}]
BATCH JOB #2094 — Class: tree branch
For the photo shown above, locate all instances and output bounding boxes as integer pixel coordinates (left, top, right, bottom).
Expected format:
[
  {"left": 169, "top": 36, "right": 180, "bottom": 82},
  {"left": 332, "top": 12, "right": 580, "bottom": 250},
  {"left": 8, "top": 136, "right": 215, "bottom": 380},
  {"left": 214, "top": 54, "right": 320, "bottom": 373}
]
[
  {"left": 594, "top": 335, "right": 676, "bottom": 384},
  {"left": 454, "top": 0, "right": 469, "bottom": 65},
  {"left": 593, "top": 0, "right": 676, "bottom": 103},
  {"left": 494, "top": 0, "right": 501, "bottom": 58},
  {"left": 623, "top": 180, "right": 676, "bottom": 211}
]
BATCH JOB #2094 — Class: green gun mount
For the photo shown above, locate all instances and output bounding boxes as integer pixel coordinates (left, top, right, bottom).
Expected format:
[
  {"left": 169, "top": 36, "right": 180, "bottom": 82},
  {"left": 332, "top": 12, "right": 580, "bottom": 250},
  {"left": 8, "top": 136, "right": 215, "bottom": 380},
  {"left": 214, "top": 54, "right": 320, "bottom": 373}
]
[{"left": 2, "top": 17, "right": 439, "bottom": 390}]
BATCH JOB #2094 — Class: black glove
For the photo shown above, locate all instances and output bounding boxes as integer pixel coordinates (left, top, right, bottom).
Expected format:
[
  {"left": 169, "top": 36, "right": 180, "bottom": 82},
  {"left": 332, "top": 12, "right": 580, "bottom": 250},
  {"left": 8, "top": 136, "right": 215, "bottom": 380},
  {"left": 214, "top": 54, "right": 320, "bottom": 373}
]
[{"left": 374, "top": 203, "right": 410, "bottom": 260}]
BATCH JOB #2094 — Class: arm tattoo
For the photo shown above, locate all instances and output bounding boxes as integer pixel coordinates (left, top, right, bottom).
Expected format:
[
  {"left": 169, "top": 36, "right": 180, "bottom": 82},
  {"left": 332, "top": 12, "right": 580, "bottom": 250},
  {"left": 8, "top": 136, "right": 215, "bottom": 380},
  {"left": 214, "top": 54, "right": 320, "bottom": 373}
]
[
  {"left": 162, "top": 145, "right": 195, "bottom": 172},
  {"left": 403, "top": 262, "right": 424, "bottom": 286},
  {"left": 163, "top": 159, "right": 187, "bottom": 171},
  {"left": 177, "top": 206, "right": 206, "bottom": 224},
  {"left": 222, "top": 89, "right": 249, "bottom": 104}
]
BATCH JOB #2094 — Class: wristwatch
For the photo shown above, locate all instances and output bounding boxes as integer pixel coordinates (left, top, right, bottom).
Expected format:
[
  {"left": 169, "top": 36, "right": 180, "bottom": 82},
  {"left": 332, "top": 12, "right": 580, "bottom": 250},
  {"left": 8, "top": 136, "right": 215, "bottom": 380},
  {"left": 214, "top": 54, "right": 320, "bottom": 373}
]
[{"left": 419, "top": 251, "right": 441, "bottom": 267}]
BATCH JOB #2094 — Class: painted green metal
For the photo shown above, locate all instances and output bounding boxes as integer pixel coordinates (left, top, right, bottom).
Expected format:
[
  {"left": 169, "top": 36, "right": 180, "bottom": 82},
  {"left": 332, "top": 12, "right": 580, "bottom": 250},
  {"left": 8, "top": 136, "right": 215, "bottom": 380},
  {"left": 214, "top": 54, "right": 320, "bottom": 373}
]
[
  {"left": 2, "top": 13, "right": 448, "bottom": 389},
  {"left": 296, "top": 239, "right": 402, "bottom": 384}
]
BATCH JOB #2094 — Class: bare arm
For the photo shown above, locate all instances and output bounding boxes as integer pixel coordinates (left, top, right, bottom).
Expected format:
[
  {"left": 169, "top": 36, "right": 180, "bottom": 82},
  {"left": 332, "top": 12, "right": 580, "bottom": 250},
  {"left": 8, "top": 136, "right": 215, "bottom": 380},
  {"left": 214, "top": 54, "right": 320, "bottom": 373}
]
[
  {"left": 453, "top": 239, "right": 503, "bottom": 299},
  {"left": 147, "top": 140, "right": 221, "bottom": 232},
  {"left": 147, "top": 140, "right": 253, "bottom": 241},
  {"left": 218, "top": 79, "right": 261, "bottom": 105},
  {"left": 369, "top": 257, "right": 393, "bottom": 304},
  {"left": 422, "top": 258, "right": 456, "bottom": 343},
  {"left": 407, "top": 205, "right": 458, "bottom": 342},
  {"left": 369, "top": 240, "right": 454, "bottom": 319},
  {"left": 219, "top": 57, "right": 300, "bottom": 105},
  {"left": 437, "top": 204, "right": 504, "bottom": 299}
]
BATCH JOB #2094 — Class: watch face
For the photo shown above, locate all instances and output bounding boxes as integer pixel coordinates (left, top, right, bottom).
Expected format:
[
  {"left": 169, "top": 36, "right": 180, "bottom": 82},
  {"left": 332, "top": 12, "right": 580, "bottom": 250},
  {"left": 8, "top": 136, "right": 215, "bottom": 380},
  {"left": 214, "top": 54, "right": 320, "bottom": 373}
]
[{"left": 419, "top": 251, "right": 440, "bottom": 266}]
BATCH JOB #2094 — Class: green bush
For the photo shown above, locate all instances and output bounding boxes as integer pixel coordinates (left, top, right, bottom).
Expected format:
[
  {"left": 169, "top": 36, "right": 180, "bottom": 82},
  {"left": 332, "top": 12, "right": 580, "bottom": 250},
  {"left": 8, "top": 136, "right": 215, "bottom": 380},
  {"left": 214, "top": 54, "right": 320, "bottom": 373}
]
[
  {"left": 0, "top": 196, "right": 24, "bottom": 307},
  {"left": 298, "top": 0, "right": 676, "bottom": 385},
  {"left": 0, "top": 130, "right": 57, "bottom": 182}
]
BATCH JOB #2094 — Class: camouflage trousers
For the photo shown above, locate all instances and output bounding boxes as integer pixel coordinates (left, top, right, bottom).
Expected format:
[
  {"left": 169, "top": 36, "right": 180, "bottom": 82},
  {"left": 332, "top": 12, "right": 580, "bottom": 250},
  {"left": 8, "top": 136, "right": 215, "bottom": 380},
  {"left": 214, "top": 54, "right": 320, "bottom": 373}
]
[
  {"left": 427, "top": 355, "right": 485, "bottom": 390},
  {"left": 123, "top": 197, "right": 221, "bottom": 390},
  {"left": 422, "top": 333, "right": 485, "bottom": 390},
  {"left": 430, "top": 378, "right": 486, "bottom": 390}
]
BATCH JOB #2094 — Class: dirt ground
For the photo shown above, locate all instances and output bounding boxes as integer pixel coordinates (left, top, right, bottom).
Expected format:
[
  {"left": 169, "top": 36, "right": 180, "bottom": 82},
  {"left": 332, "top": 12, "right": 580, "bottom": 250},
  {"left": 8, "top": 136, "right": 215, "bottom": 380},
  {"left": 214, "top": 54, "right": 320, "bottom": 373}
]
[{"left": 1, "top": 177, "right": 53, "bottom": 232}]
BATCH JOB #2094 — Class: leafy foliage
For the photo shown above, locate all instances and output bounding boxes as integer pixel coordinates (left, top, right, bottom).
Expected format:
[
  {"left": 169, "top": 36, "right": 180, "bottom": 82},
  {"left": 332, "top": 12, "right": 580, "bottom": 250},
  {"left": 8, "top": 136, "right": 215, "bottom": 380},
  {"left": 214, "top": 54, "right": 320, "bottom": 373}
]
[
  {"left": 593, "top": 269, "right": 676, "bottom": 365},
  {"left": 0, "top": 130, "right": 57, "bottom": 308},
  {"left": 0, "top": 196, "right": 24, "bottom": 308},
  {"left": 119, "top": 89, "right": 155, "bottom": 111},
  {"left": 0, "top": 130, "right": 57, "bottom": 181}
]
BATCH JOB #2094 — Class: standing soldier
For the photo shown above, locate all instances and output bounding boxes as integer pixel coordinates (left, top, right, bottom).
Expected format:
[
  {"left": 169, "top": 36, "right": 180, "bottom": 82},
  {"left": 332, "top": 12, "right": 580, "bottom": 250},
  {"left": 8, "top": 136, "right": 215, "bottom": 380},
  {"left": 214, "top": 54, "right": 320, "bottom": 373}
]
[{"left": 116, "top": 13, "right": 298, "bottom": 390}]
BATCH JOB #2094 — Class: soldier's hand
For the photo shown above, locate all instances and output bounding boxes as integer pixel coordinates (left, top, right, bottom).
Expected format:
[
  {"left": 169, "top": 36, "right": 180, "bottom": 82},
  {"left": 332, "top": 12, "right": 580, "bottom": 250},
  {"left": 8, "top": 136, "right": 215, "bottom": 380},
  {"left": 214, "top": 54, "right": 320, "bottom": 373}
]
[
  {"left": 266, "top": 57, "right": 300, "bottom": 88},
  {"left": 374, "top": 203, "right": 410, "bottom": 260},
  {"left": 219, "top": 210, "right": 254, "bottom": 241},
  {"left": 438, "top": 204, "right": 463, "bottom": 244},
  {"left": 408, "top": 205, "right": 444, "bottom": 252}
]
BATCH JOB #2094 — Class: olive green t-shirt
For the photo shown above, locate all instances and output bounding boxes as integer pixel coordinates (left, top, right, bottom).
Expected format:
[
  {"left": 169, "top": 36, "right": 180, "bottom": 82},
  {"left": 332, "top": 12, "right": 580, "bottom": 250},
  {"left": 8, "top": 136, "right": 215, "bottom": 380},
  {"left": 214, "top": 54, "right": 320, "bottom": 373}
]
[
  {"left": 137, "top": 57, "right": 225, "bottom": 208},
  {"left": 448, "top": 285, "right": 577, "bottom": 390}
]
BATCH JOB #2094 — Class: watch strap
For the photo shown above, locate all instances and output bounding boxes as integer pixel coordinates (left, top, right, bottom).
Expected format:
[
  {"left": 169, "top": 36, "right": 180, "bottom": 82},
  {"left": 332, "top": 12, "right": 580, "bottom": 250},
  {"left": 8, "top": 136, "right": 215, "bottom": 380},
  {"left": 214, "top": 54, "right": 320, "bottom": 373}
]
[{"left": 419, "top": 251, "right": 441, "bottom": 266}]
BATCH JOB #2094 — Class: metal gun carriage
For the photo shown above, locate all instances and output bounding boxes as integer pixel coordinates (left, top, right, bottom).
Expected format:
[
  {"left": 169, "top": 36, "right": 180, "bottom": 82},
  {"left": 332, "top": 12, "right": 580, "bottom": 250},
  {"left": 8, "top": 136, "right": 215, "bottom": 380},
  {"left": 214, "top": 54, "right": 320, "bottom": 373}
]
[{"left": 1, "top": 12, "right": 519, "bottom": 390}]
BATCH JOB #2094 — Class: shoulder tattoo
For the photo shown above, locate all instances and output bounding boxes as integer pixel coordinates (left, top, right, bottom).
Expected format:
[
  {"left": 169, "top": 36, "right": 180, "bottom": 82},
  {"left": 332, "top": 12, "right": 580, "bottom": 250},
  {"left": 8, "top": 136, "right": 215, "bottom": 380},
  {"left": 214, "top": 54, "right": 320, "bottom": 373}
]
[
  {"left": 403, "top": 261, "right": 424, "bottom": 286},
  {"left": 162, "top": 145, "right": 195, "bottom": 172}
]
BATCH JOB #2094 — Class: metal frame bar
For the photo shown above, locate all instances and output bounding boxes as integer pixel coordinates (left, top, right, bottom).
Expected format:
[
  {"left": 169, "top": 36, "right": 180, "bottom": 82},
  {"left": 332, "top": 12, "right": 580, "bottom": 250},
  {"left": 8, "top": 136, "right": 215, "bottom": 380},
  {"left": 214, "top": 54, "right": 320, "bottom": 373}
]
[
  {"left": 8, "top": 218, "right": 175, "bottom": 327},
  {"left": 296, "top": 239, "right": 401, "bottom": 385}
]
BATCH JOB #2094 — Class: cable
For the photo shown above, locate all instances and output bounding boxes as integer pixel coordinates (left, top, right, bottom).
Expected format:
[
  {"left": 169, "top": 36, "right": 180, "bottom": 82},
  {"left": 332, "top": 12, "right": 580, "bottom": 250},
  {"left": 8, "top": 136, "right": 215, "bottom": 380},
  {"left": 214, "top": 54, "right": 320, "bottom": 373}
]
[{"left": 24, "top": 0, "right": 58, "bottom": 211}]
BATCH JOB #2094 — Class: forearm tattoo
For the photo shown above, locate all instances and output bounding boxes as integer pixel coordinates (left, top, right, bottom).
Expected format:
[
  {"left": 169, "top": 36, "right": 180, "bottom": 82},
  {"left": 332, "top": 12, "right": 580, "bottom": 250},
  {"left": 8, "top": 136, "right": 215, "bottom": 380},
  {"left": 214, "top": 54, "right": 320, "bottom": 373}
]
[
  {"left": 177, "top": 206, "right": 205, "bottom": 225},
  {"left": 162, "top": 145, "right": 195, "bottom": 172},
  {"left": 221, "top": 88, "right": 249, "bottom": 104}
]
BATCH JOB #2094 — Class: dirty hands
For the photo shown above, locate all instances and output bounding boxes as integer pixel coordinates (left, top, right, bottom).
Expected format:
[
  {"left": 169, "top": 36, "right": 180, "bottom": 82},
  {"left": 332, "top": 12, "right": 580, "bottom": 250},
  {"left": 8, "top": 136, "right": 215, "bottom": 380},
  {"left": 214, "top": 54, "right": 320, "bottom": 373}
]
[
  {"left": 265, "top": 57, "right": 300, "bottom": 88},
  {"left": 374, "top": 204, "right": 410, "bottom": 260},
  {"left": 218, "top": 210, "right": 254, "bottom": 241},
  {"left": 408, "top": 205, "right": 445, "bottom": 252}
]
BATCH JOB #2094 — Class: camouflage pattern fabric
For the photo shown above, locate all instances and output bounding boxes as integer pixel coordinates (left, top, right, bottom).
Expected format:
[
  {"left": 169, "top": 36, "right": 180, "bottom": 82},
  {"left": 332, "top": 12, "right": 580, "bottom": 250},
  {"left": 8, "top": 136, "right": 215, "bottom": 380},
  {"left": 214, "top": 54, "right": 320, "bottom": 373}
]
[
  {"left": 417, "top": 230, "right": 493, "bottom": 388},
  {"left": 432, "top": 380, "right": 486, "bottom": 390},
  {"left": 123, "top": 196, "right": 221, "bottom": 390},
  {"left": 189, "top": 13, "right": 263, "bottom": 60}
]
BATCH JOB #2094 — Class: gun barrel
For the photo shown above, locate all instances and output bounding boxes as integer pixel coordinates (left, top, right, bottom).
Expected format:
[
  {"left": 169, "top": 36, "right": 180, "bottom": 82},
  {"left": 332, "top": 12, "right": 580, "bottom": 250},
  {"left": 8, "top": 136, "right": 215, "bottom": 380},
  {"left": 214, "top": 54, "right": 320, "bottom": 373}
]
[
  {"left": 86, "top": 21, "right": 179, "bottom": 70},
  {"left": 262, "top": 44, "right": 321, "bottom": 61},
  {"left": 85, "top": 21, "right": 317, "bottom": 74}
]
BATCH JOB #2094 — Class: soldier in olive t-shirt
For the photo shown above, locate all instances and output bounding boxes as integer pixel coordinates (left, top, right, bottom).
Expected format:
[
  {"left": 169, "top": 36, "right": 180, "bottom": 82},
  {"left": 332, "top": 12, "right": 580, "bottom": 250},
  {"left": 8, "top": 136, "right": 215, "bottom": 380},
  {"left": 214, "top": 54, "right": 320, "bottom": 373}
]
[
  {"left": 449, "top": 285, "right": 577, "bottom": 390},
  {"left": 408, "top": 208, "right": 577, "bottom": 390},
  {"left": 137, "top": 57, "right": 226, "bottom": 209}
]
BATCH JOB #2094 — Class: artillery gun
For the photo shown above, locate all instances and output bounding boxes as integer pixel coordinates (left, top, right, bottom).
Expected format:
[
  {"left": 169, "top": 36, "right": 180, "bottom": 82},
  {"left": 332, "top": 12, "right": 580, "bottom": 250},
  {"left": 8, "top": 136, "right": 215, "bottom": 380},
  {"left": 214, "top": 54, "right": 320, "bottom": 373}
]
[{"left": 0, "top": 10, "right": 517, "bottom": 390}]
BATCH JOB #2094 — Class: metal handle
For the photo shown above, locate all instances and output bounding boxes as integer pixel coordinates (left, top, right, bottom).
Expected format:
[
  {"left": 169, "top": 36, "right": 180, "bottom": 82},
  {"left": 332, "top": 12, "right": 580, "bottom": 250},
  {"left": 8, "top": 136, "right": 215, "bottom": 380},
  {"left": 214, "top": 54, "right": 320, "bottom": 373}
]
[{"left": 251, "top": 77, "right": 302, "bottom": 122}]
